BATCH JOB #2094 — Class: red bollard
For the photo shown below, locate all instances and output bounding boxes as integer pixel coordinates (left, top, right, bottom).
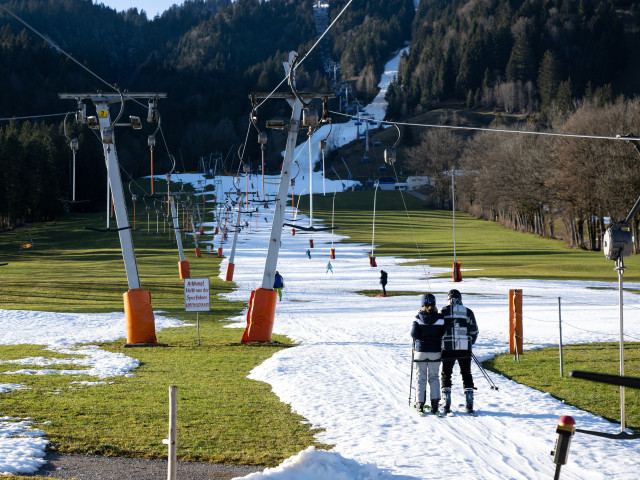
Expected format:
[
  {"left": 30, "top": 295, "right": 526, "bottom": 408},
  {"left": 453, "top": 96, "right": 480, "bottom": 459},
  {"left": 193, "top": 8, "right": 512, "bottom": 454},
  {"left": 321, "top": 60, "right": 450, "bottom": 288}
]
[
  {"left": 452, "top": 261, "right": 462, "bottom": 282},
  {"left": 224, "top": 262, "right": 235, "bottom": 281}
]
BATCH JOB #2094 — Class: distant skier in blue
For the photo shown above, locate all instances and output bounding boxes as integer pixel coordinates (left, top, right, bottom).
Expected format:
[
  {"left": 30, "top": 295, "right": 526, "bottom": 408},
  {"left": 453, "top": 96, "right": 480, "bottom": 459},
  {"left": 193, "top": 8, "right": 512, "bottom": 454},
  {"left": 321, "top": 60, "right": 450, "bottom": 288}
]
[
  {"left": 273, "top": 271, "right": 284, "bottom": 301},
  {"left": 440, "top": 289, "right": 479, "bottom": 414},
  {"left": 411, "top": 293, "right": 445, "bottom": 414}
]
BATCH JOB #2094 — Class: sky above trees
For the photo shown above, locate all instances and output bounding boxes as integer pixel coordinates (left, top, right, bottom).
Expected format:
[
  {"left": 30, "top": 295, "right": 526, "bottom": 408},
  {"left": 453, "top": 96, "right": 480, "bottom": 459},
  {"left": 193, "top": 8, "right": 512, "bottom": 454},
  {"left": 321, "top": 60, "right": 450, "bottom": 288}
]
[{"left": 96, "top": 0, "right": 182, "bottom": 17}]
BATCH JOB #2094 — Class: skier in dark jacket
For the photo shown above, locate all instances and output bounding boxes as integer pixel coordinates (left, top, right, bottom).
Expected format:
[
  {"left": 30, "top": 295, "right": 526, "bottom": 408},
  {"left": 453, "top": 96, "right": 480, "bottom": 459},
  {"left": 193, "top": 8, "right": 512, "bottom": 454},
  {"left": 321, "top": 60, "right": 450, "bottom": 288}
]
[
  {"left": 440, "top": 289, "right": 479, "bottom": 414},
  {"left": 379, "top": 270, "right": 388, "bottom": 296},
  {"left": 411, "top": 293, "right": 445, "bottom": 414}
]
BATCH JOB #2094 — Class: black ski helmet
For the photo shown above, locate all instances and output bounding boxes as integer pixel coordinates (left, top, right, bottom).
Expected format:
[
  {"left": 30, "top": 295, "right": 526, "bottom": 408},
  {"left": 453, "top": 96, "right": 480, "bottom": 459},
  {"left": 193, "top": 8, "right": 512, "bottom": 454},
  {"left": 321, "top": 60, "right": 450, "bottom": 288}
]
[
  {"left": 447, "top": 289, "right": 462, "bottom": 301},
  {"left": 421, "top": 293, "right": 436, "bottom": 306}
]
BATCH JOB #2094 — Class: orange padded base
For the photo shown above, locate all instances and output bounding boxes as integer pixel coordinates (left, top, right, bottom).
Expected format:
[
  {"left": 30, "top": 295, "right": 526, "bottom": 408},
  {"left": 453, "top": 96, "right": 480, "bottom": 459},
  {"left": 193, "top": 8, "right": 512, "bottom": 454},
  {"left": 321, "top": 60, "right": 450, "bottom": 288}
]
[
  {"left": 124, "top": 289, "right": 157, "bottom": 345},
  {"left": 179, "top": 260, "right": 190, "bottom": 279},
  {"left": 225, "top": 262, "right": 235, "bottom": 281},
  {"left": 241, "top": 288, "right": 277, "bottom": 343}
]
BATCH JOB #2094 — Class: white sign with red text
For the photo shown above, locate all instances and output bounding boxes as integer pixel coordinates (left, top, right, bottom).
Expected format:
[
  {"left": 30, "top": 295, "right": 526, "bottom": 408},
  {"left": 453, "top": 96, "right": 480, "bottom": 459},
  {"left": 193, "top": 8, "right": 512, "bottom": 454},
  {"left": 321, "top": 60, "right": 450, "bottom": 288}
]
[{"left": 184, "top": 278, "right": 210, "bottom": 312}]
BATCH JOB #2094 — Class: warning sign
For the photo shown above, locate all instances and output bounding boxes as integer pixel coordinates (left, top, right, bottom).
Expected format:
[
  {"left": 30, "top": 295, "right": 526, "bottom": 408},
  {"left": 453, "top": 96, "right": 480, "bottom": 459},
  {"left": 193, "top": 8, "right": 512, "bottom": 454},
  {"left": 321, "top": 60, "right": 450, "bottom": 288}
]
[{"left": 184, "top": 278, "right": 210, "bottom": 312}]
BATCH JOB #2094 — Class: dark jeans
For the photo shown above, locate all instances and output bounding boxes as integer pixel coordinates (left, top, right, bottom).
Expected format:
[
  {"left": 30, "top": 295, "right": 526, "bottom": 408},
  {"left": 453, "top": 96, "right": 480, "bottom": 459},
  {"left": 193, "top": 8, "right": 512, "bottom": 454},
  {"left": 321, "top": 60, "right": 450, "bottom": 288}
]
[
  {"left": 441, "top": 350, "right": 474, "bottom": 390},
  {"left": 381, "top": 283, "right": 387, "bottom": 295}
]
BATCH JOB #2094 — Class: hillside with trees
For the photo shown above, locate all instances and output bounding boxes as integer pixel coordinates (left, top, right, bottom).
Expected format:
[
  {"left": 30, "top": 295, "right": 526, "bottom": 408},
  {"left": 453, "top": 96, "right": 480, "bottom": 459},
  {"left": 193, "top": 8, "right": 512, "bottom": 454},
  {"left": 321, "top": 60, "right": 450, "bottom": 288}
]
[
  {"left": 3, "top": 0, "right": 640, "bottom": 256},
  {"left": 386, "top": 0, "right": 635, "bottom": 118},
  {"left": 0, "top": 0, "right": 414, "bottom": 229},
  {"left": 381, "top": 0, "right": 640, "bottom": 253}
]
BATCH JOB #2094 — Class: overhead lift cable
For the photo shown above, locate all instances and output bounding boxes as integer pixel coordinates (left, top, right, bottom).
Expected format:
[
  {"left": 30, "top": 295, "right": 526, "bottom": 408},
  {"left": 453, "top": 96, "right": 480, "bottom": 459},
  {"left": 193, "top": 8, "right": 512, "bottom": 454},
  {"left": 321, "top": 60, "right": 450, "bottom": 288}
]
[
  {"left": 0, "top": 112, "right": 74, "bottom": 122},
  {"left": 0, "top": 4, "right": 119, "bottom": 93},
  {"left": 329, "top": 110, "right": 640, "bottom": 143},
  {"left": 253, "top": 0, "right": 354, "bottom": 111}
]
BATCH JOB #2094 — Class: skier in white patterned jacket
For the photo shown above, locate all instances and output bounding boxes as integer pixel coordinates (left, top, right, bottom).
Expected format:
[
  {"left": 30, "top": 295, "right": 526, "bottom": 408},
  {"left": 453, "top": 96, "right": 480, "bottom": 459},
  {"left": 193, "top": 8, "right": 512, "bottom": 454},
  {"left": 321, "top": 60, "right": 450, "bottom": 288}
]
[{"left": 440, "top": 289, "right": 479, "bottom": 414}]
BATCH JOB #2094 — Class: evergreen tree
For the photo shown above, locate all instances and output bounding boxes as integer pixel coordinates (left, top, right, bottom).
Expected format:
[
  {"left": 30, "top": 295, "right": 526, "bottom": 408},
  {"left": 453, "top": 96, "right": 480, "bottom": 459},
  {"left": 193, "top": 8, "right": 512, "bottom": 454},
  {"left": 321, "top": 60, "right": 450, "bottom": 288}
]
[
  {"left": 506, "top": 17, "right": 536, "bottom": 84},
  {"left": 538, "top": 50, "right": 562, "bottom": 112},
  {"left": 455, "top": 25, "right": 487, "bottom": 98}
]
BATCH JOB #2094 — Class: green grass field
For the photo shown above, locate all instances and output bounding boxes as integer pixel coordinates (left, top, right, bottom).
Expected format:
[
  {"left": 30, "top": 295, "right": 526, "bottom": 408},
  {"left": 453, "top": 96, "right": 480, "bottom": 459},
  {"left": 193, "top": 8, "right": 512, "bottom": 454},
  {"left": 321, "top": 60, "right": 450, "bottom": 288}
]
[
  {"left": 298, "top": 190, "right": 640, "bottom": 282},
  {"left": 486, "top": 343, "right": 640, "bottom": 432},
  {"left": 0, "top": 211, "right": 329, "bottom": 465},
  {"left": 1, "top": 188, "right": 639, "bottom": 470}
]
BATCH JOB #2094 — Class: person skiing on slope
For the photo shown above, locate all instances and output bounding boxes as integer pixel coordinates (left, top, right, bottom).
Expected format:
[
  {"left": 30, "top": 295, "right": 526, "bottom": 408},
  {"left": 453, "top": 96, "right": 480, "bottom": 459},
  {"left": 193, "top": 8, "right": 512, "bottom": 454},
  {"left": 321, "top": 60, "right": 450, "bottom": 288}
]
[
  {"left": 440, "top": 289, "right": 479, "bottom": 414},
  {"left": 411, "top": 293, "right": 445, "bottom": 414},
  {"left": 379, "top": 269, "right": 388, "bottom": 296},
  {"left": 273, "top": 271, "right": 284, "bottom": 301}
]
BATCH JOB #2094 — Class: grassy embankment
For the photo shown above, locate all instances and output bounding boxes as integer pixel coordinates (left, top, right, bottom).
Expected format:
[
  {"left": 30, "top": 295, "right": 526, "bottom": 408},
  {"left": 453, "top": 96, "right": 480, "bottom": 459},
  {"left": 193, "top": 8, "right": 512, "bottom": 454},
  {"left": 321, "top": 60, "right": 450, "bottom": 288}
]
[
  {"left": 0, "top": 208, "right": 329, "bottom": 466},
  {"left": 1, "top": 188, "right": 639, "bottom": 477}
]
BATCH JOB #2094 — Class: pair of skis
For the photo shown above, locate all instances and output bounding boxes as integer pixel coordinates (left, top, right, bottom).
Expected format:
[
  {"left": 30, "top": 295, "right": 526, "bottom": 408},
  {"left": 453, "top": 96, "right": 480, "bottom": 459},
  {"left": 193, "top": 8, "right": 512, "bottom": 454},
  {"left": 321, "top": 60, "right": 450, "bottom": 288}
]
[
  {"left": 416, "top": 406, "right": 442, "bottom": 418},
  {"left": 414, "top": 404, "right": 477, "bottom": 418}
]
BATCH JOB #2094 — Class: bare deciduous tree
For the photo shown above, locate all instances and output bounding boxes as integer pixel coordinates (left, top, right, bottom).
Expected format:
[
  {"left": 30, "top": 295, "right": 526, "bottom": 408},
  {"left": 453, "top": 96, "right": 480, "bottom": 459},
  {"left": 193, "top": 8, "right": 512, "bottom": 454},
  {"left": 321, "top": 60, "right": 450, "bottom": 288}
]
[{"left": 406, "top": 128, "right": 464, "bottom": 208}]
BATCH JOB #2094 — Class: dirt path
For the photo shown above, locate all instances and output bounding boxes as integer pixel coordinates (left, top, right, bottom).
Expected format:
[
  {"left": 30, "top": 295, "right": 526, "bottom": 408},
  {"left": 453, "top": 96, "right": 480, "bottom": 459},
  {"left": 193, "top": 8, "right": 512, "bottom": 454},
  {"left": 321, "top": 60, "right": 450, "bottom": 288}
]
[{"left": 21, "top": 453, "right": 263, "bottom": 480}]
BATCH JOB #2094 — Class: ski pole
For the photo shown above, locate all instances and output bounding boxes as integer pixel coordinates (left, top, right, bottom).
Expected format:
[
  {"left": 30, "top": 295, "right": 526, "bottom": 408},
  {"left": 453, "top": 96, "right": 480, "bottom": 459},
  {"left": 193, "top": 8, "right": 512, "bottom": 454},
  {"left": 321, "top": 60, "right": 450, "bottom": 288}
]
[
  {"left": 471, "top": 352, "right": 492, "bottom": 385},
  {"left": 474, "top": 353, "right": 499, "bottom": 390},
  {"left": 472, "top": 353, "right": 499, "bottom": 390},
  {"left": 408, "top": 339, "right": 415, "bottom": 406},
  {"left": 472, "top": 353, "right": 496, "bottom": 389}
]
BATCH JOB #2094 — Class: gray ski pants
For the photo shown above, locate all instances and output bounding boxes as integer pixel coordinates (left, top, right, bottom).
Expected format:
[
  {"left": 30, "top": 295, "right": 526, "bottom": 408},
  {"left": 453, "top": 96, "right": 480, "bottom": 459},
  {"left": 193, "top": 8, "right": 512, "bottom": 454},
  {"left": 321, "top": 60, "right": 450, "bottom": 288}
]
[{"left": 414, "top": 351, "right": 442, "bottom": 403}]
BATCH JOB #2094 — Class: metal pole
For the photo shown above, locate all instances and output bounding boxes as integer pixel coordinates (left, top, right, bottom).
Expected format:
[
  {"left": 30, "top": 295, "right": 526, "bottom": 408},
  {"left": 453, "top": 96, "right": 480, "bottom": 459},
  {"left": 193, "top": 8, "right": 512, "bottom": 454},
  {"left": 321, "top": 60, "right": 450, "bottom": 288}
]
[
  {"left": 261, "top": 97, "right": 303, "bottom": 290},
  {"left": 106, "top": 161, "right": 110, "bottom": 230},
  {"left": 322, "top": 147, "right": 326, "bottom": 196},
  {"left": 72, "top": 150, "right": 77, "bottom": 202},
  {"left": 308, "top": 132, "right": 314, "bottom": 227},
  {"left": 371, "top": 182, "right": 378, "bottom": 257},
  {"left": 97, "top": 103, "right": 140, "bottom": 290},
  {"left": 409, "top": 339, "right": 415, "bottom": 406},
  {"left": 331, "top": 193, "right": 335, "bottom": 249},
  {"left": 229, "top": 193, "right": 243, "bottom": 265},
  {"left": 169, "top": 197, "right": 186, "bottom": 262},
  {"left": 190, "top": 214, "right": 199, "bottom": 250},
  {"left": 261, "top": 146, "right": 265, "bottom": 200},
  {"left": 558, "top": 297, "right": 564, "bottom": 378},
  {"left": 471, "top": 353, "right": 499, "bottom": 390},
  {"left": 617, "top": 257, "right": 626, "bottom": 433},
  {"left": 554, "top": 464, "right": 562, "bottom": 480},
  {"left": 196, "top": 312, "right": 200, "bottom": 346},
  {"left": 365, "top": 120, "right": 369, "bottom": 152},
  {"left": 452, "top": 168, "right": 456, "bottom": 264}
]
